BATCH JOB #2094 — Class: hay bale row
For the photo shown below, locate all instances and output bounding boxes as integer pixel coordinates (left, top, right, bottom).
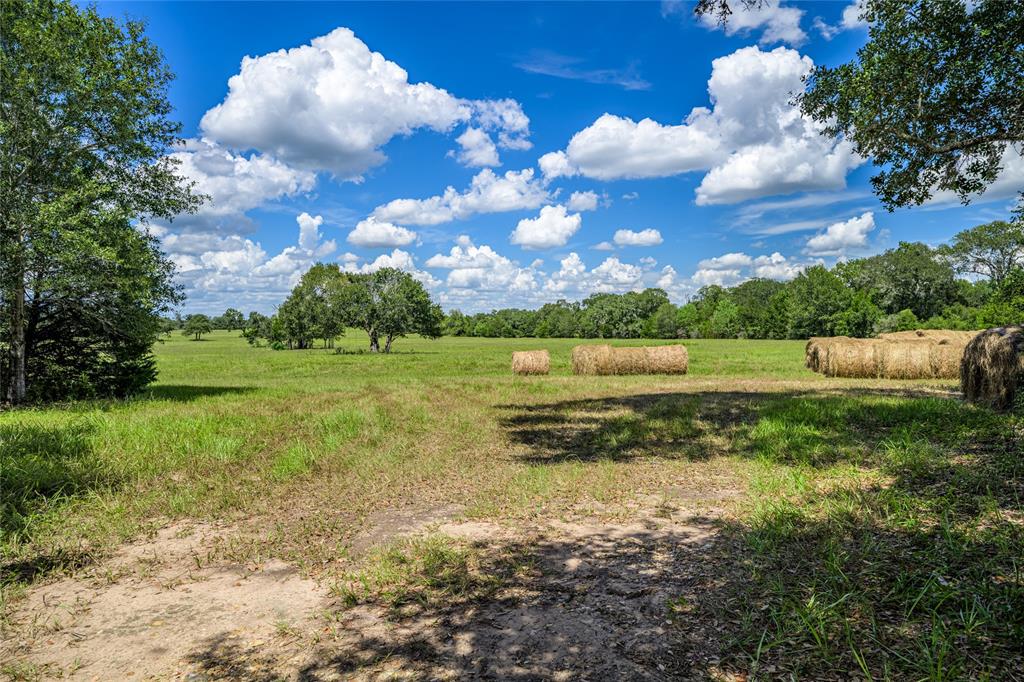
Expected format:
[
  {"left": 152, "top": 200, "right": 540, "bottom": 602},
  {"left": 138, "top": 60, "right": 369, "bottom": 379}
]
[
  {"left": 961, "top": 325, "right": 1024, "bottom": 410},
  {"left": 812, "top": 337, "right": 966, "bottom": 379},
  {"left": 571, "top": 344, "right": 688, "bottom": 375},
  {"left": 511, "top": 350, "right": 550, "bottom": 375}
]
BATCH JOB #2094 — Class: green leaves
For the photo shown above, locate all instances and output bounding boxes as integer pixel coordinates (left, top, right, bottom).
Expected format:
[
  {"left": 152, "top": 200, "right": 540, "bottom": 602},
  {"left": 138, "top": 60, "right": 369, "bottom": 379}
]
[{"left": 800, "top": 0, "right": 1024, "bottom": 211}]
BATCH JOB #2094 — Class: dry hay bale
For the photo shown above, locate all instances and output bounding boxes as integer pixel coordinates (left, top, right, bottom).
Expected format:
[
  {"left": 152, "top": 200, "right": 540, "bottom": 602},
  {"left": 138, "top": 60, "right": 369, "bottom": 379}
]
[
  {"left": 878, "top": 330, "right": 929, "bottom": 340},
  {"left": 571, "top": 344, "right": 688, "bottom": 375},
  {"left": 821, "top": 338, "right": 881, "bottom": 378},
  {"left": 879, "top": 329, "right": 979, "bottom": 344},
  {"left": 571, "top": 344, "right": 613, "bottom": 375},
  {"left": 806, "top": 336, "right": 846, "bottom": 371},
  {"left": 928, "top": 341, "right": 964, "bottom": 379},
  {"left": 643, "top": 345, "right": 689, "bottom": 375},
  {"left": 611, "top": 346, "right": 650, "bottom": 374},
  {"left": 876, "top": 339, "right": 934, "bottom": 380},
  {"left": 961, "top": 325, "right": 1024, "bottom": 410},
  {"left": 607, "top": 345, "right": 689, "bottom": 375},
  {"left": 512, "top": 350, "right": 550, "bottom": 375}
]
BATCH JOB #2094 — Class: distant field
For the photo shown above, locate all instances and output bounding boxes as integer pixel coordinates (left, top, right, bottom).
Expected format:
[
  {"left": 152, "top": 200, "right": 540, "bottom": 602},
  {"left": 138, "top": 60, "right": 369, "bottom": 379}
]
[{"left": 3, "top": 331, "right": 1021, "bottom": 680}]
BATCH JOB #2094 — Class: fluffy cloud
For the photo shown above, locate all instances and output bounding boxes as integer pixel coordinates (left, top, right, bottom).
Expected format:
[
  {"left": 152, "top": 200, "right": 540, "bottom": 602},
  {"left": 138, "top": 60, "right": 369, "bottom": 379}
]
[
  {"left": 342, "top": 249, "right": 440, "bottom": 288},
  {"left": 539, "top": 46, "right": 862, "bottom": 204},
  {"left": 453, "top": 127, "right": 500, "bottom": 167},
  {"left": 199, "top": 27, "right": 529, "bottom": 179},
  {"left": 695, "top": 1, "right": 807, "bottom": 46},
  {"left": 163, "top": 139, "right": 316, "bottom": 233},
  {"left": 510, "top": 205, "right": 582, "bottom": 249},
  {"left": 567, "top": 190, "right": 601, "bottom": 212},
  {"left": 347, "top": 217, "right": 418, "bottom": 248},
  {"left": 544, "top": 252, "right": 645, "bottom": 295},
  {"left": 804, "top": 212, "right": 875, "bottom": 257},
  {"left": 372, "top": 168, "right": 550, "bottom": 226},
  {"left": 426, "top": 236, "right": 539, "bottom": 291},
  {"left": 613, "top": 228, "right": 663, "bottom": 247},
  {"left": 542, "top": 113, "right": 720, "bottom": 181},
  {"left": 752, "top": 252, "right": 806, "bottom": 279},
  {"left": 253, "top": 213, "right": 337, "bottom": 278},
  {"left": 815, "top": 2, "right": 866, "bottom": 40},
  {"left": 691, "top": 249, "right": 811, "bottom": 287},
  {"left": 697, "top": 252, "right": 753, "bottom": 270},
  {"left": 166, "top": 212, "right": 339, "bottom": 312},
  {"left": 593, "top": 241, "right": 615, "bottom": 251}
]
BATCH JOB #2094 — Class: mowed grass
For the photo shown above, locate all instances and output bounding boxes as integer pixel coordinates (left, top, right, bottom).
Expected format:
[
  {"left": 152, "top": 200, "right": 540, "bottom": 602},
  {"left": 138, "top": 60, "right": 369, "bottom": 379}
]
[{"left": 2, "top": 330, "right": 1022, "bottom": 678}]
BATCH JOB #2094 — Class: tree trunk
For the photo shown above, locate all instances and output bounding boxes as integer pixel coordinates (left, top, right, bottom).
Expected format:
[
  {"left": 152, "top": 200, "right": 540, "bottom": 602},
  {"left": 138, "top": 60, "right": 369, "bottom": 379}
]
[
  {"left": 384, "top": 334, "right": 393, "bottom": 353},
  {"left": 6, "top": 231, "right": 27, "bottom": 403},
  {"left": 369, "top": 330, "right": 379, "bottom": 353}
]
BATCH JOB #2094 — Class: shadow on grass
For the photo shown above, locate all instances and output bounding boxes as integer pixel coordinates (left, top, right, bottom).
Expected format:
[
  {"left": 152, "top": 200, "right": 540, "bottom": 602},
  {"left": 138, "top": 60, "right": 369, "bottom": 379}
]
[
  {"left": 1, "top": 419, "right": 107, "bottom": 581},
  {"left": 185, "top": 519, "right": 731, "bottom": 680},
  {"left": 142, "top": 385, "right": 254, "bottom": 402},
  {"left": 492, "top": 386, "right": 1023, "bottom": 677}
]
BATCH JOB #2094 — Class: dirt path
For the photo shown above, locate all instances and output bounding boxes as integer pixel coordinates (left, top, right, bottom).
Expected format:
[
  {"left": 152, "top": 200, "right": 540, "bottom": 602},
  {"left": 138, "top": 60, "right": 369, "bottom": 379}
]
[{"left": 3, "top": 487, "right": 740, "bottom": 681}]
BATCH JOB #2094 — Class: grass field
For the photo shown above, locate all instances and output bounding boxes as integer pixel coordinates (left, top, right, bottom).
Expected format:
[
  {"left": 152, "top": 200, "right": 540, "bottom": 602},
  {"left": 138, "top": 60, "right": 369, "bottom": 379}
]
[{"left": 2, "top": 331, "right": 1022, "bottom": 680}]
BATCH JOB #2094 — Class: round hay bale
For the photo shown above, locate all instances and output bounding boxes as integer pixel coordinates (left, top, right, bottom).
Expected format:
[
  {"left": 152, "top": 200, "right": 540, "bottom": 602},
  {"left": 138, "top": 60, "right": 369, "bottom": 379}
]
[
  {"left": 611, "top": 346, "right": 650, "bottom": 375},
  {"left": 643, "top": 345, "right": 689, "bottom": 374},
  {"left": 877, "top": 339, "right": 933, "bottom": 379},
  {"left": 961, "top": 326, "right": 1024, "bottom": 410},
  {"left": 806, "top": 336, "right": 846, "bottom": 372},
  {"left": 571, "top": 344, "right": 613, "bottom": 375},
  {"left": 928, "top": 341, "right": 963, "bottom": 379},
  {"left": 822, "top": 338, "right": 880, "bottom": 378},
  {"left": 512, "top": 350, "right": 550, "bottom": 375}
]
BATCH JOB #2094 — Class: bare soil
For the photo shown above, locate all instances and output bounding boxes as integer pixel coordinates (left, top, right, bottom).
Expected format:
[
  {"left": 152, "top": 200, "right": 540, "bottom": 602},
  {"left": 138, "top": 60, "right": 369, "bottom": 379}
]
[{"left": 3, "top": 485, "right": 740, "bottom": 681}]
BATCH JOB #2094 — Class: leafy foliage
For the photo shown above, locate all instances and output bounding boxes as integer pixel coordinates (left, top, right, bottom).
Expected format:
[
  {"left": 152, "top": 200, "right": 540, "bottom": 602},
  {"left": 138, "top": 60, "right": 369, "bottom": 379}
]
[
  {"left": 799, "top": 0, "right": 1024, "bottom": 211},
  {"left": 1, "top": 0, "right": 200, "bottom": 403}
]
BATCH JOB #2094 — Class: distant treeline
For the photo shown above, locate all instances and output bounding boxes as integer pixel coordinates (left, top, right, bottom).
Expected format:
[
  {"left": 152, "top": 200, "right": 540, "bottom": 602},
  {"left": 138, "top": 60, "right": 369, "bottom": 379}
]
[
  {"left": 174, "top": 220, "right": 1024, "bottom": 344},
  {"left": 444, "top": 221, "right": 1024, "bottom": 340}
]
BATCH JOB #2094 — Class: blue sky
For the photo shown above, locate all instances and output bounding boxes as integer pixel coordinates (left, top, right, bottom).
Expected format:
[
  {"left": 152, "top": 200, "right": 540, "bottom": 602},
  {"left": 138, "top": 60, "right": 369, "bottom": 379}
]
[{"left": 95, "top": 1, "right": 1022, "bottom": 314}]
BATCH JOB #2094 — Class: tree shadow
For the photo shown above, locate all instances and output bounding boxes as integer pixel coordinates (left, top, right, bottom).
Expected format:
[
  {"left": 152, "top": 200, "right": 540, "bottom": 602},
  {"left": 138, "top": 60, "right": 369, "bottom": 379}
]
[
  {"left": 141, "top": 385, "right": 254, "bottom": 402},
  {"left": 185, "top": 518, "right": 732, "bottom": 680},
  {"left": 494, "top": 385, "right": 1023, "bottom": 677},
  {"left": 1, "top": 419, "right": 107, "bottom": 579}
]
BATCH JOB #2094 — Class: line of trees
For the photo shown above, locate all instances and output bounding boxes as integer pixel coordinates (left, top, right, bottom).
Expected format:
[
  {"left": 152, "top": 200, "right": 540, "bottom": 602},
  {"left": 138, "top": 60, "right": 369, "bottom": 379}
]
[
  {"left": 446, "top": 221, "right": 1024, "bottom": 340},
  {"left": 239, "top": 264, "right": 442, "bottom": 352}
]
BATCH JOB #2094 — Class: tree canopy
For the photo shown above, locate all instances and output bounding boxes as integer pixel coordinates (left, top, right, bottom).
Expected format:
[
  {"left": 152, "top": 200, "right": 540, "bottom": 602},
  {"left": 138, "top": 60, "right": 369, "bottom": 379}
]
[{"left": 1, "top": 0, "right": 200, "bottom": 402}]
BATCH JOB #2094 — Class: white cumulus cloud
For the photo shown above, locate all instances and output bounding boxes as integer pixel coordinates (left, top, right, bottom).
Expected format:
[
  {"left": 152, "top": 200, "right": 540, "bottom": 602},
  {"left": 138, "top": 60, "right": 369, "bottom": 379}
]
[
  {"left": 373, "top": 168, "right": 550, "bottom": 226},
  {"left": 510, "top": 205, "right": 583, "bottom": 250},
  {"left": 804, "top": 212, "right": 876, "bottom": 257},
  {"left": 567, "top": 190, "right": 601, "bottom": 212},
  {"left": 613, "top": 228, "right": 663, "bottom": 247},
  {"left": 540, "top": 45, "right": 862, "bottom": 205},
  {"left": 697, "top": 1, "right": 807, "bottom": 46},
  {"left": 426, "top": 236, "right": 539, "bottom": 292},
  {"left": 347, "top": 217, "right": 418, "bottom": 248},
  {"left": 200, "top": 27, "right": 530, "bottom": 179}
]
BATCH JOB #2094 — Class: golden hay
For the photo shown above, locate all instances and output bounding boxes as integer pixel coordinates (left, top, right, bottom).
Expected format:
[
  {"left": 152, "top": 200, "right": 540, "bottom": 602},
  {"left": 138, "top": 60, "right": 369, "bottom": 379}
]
[
  {"left": 611, "top": 346, "right": 650, "bottom": 374},
  {"left": 878, "top": 329, "right": 978, "bottom": 344},
  {"left": 643, "top": 345, "right": 689, "bottom": 375},
  {"left": 571, "top": 344, "right": 613, "bottom": 375},
  {"left": 961, "top": 326, "right": 1024, "bottom": 410},
  {"left": 806, "top": 336, "right": 846, "bottom": 372},
  {"left": 511, "top": 350, "right": 550, "bottom": 375},
  {"left": 876, "top": 340, "right": 934, "bottom": 380},
  {"left": 928, "top": 341, "right": 963, "bottom": 380},
  {"left": 571, "top": 344, "right": 688, "bottom": 375},
  {"left": 822, "top": 338, "right": 880, "bottom": 378}
]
